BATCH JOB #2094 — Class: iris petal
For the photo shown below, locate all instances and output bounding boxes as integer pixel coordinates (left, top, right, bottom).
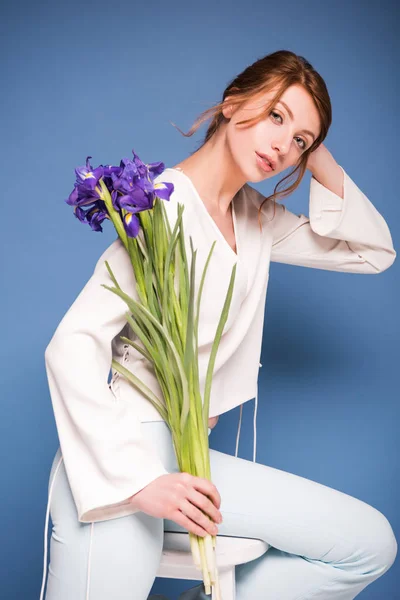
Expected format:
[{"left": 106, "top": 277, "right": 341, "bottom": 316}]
[
  {"left": 65, "top": 185, "right": 79, "bottom": 206},
  {"left": 154, "top": 181, "right": 174, "bottom": 201},
  {"left": 147, "top": 161, "right": 165, "bottom": 177},
  {"left": 123, "top": 211, "right": 140, "bottom": 237},
  {"left": 74, "top": 206, "right": 86, "bottom": 222}
]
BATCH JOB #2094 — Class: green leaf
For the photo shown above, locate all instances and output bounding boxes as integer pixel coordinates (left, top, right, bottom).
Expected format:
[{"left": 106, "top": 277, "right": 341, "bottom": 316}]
[{"left": 111, "top": 359, "right": 168, "bottom": 421}]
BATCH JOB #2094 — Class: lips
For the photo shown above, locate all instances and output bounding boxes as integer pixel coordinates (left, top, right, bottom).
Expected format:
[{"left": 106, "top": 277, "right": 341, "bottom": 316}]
[
  {"left": 256, "top": 152, "right": 276, "bottom": 171},
  {"left": 255, "top": 153, "right": 273, "bottom": 173}
]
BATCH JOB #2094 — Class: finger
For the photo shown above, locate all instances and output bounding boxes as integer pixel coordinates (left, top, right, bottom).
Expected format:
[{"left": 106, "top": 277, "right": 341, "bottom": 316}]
[
  {"left": 173, "top": 509, "right": 211, "bottom": 538},
  {"left": 191, "top": 476, "right": 221, "bottom": 509},
  {"left": 187, "top": 488, "right": 222, "bottom": 524},
  {"left": 181, "top": 499, "right": 219, "bottom": 536}
]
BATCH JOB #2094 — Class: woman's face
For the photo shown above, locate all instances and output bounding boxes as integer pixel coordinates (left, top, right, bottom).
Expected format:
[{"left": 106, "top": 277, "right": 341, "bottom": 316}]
[{"left": 222, "top": 83, "right": 321, "bottom": 182}]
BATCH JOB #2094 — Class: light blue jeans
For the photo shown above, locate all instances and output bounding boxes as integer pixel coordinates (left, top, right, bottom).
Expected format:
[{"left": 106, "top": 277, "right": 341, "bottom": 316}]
[{"left": 42, "top": 420, "right": 397, "bottom": 599}]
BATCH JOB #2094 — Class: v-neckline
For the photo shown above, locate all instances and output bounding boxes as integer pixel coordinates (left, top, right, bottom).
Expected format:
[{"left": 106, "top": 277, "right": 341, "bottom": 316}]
[{"left": 165, "top": 167, "right": 239, "bottom": 260}]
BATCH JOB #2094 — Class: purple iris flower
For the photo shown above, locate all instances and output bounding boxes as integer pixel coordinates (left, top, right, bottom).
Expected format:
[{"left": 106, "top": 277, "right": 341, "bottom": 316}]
[
  {"left": 65, "top": 156, "right": 106, "bottom": 209},
  {"left": 65, "top": 149, "right": 174, "bottom": 237},
  {"left": 75, "top": 200, "right": 110, "bottom": 232}
]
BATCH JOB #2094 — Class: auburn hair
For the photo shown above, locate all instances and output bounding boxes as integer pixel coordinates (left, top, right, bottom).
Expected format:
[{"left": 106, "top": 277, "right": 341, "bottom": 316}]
[{"left": 170, "top": 49, "right": 332, "bottom": 231}]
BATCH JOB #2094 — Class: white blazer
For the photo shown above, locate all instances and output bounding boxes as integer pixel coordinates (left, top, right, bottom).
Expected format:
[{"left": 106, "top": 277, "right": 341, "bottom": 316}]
[{"left": 44, "top": 165, "right": 396, "bottom": 524}]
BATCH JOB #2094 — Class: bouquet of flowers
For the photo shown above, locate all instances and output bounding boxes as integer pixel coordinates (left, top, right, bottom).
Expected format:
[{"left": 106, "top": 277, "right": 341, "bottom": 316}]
[{"left": 65, "top": 149, "right": 237, "bottom": 598}]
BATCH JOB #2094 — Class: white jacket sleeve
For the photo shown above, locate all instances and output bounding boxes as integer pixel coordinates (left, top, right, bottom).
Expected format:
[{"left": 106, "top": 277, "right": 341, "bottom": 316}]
[
  {"left": 269, "top": 165, "right": 396, "bottom": 273},
  {"left": 44, "top": 237, "right": 170, "bottom": 523}
]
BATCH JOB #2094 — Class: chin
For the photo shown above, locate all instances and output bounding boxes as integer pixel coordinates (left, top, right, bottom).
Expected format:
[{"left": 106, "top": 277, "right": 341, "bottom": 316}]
[{"left": 253, "top": 169, "right": 277, "bottom": 184}]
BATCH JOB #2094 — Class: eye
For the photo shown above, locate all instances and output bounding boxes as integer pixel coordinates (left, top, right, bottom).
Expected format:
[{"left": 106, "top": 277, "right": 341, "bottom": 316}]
[
  {"left": 270, "top": 110, "right": 282, "bottom": 123},
  {"left": 271, "top": 111, "right": 308, "bottom": 151},
  {"left": 294, "top": 136, "right": 307, "bottom": 150}
]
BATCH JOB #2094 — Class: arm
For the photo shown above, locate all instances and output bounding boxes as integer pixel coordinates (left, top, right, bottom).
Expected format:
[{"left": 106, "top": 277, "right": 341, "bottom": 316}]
[
  {"left": 45, "top": 238, "right": 169, "bottom": 523},
  {"left": 267, "top": 162, "right": 396, "bottom": 274}
]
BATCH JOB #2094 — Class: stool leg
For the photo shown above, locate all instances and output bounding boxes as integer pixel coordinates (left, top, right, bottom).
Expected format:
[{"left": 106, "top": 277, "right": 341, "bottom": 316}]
[{"left": 213, "top": 567, "right": 235, "bottom": 600}]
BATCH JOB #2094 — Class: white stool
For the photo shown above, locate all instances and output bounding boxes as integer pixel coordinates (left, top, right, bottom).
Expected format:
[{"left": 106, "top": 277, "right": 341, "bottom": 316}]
[{"left": 156, "top": 531, "right": 270, "bottom": 599}]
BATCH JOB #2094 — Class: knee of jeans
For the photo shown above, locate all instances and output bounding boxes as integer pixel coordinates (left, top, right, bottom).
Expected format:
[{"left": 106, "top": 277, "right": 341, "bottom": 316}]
[
  {"left": 362, "top": 508, "right": 398, "bottom": 573},
  {"left": 379, "top": 519, "right": 398, "bottom": 571}
]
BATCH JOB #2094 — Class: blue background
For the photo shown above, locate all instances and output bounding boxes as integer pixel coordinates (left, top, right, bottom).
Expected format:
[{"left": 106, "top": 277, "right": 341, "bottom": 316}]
[{"left": 1, "top": 0, "right": 398, "bottom": 598}]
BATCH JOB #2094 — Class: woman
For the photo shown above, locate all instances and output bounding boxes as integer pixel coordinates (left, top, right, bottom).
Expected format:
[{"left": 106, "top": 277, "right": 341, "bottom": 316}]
[{"left": 40, "top": 49, "right": 397, "bottom": 600}]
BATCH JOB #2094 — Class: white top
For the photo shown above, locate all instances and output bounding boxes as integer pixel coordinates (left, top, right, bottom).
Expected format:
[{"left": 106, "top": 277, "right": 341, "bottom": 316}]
[{"left": 44, "top": 165, "right": 396, "bottom": 524}]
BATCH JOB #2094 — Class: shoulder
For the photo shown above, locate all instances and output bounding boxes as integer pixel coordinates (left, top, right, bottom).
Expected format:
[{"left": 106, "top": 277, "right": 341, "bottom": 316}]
[
  {"left": 94, "top": 237, "right": 128, "bottom": 273},
  {"left": 242, "top": 182, "right": 283, "bottom": 222}
]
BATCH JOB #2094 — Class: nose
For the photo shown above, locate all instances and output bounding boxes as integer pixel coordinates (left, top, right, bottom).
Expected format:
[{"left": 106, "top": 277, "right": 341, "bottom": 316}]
[{"left": 272, "top": 131, "right": 292, "bottom": 157}]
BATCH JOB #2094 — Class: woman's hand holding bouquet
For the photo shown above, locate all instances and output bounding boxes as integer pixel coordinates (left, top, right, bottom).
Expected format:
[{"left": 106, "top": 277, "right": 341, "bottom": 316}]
[{"left": 130, "top": 471, "right": 223, "bottom": 538}]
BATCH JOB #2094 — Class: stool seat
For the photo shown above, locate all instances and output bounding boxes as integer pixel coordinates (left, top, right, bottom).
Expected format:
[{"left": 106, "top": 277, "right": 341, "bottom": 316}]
[{"left": 156, "top": 532, "right": 270, "bottom": 599}]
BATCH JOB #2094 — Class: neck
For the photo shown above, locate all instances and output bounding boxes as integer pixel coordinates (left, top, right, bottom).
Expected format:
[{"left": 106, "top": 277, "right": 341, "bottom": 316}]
[{"left": 173, "top": 127, "right": 246, "bottom": 216}]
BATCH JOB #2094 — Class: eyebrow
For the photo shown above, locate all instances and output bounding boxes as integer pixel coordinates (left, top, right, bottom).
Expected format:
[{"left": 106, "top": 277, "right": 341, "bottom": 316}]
[{"left": 278, "top": 101, "right": 317, "bottom": 141}]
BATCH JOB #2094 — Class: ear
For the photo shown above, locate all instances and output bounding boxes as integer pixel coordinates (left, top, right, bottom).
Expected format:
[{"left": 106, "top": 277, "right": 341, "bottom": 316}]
[{"left": 222, "top": 95, "right": 235, "bottom": 119}]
